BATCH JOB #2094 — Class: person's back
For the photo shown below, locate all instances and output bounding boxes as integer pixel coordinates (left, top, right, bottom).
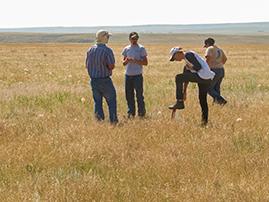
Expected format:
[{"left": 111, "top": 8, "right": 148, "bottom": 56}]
[
  {"left": 86, "top": 44, "right": 114, "bottom": 79},
  {"left": 204, "top": 37, "right": 227, "bottom": 105},
  {"left": 205, "top": 45, "right": 226, "bottom": 68}
]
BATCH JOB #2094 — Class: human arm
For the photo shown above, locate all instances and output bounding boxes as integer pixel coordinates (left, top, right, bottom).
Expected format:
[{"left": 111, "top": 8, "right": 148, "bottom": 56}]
[
  {"left": 123, "top": 56, "right": 129, "bottom": 66},
  {"left": 205, "top": 55, "right": 213, "bottom": 65},
  {"left": 85, "top": 50, "right": 90, "bottom": 69},
  {"left": 107, "top": 64, "right": 115, "bottom": 70},
  {"left": 185, "top": 52, "right": 202, "bottom": 71},
  {"left": 86, "top": 54, "right": 89, "bottom": 69},
  {"left": 131, "top": 56, "right": 148, "bottom": 66},
  {"left": 106, "top": 49, "right": 116, "bottom": 70},
  {"left": 122, "top": 48, "right": 129, "bottom": 66},
  {"left": 132, "top": 47, "right": 148, "bottom": 66},
  {"left": 222, "top": 51, "right": 227, "bottom": 65},
  {"left": 205, "top": 47, "right": 213, "bottom": 65}
]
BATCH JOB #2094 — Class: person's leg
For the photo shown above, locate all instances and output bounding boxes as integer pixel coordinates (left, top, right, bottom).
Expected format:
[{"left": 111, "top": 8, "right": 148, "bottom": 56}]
[
  {"left": 90, "top": 79, "right": 104, "bottom": 121},
  {"left": 168, "top": 74, "right": 185, "bottom": 110},
  {"left": 216, "top": 68, "right": 227, "bottom": 104},
  {"left": 176, "top": 72, "right": 206, "bottom": 99},
  {"left": 103, "top": 78, "right": 118, "bottom": 123},
  {"left": 208, "top": 68, "right": 221, "bottom": 102},
  {"left": 170, "top": 72, "right": 203, "bottom": 110},
  {"left": 214, "top": 77, "right": 222, "bottom": 96},
  {"left": 134, "top": 75, "right": 146, "bottom": 117},
  {"left": 125, "top": 75, "right": 135, "bottom": 117},
  {"left": 198, "top": 83, "right": 210, "bottom": 125},
  {"left": 175, "top": 74, "right": 185, "bottom": 101},
  {"left": 210, "top": 68, "right": 227, "bottom": 104}
]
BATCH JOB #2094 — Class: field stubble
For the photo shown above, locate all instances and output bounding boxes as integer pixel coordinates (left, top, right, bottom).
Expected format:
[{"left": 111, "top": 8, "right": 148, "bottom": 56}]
[{"left": 0, "top": 39, "right": 269, "bottom": 201}]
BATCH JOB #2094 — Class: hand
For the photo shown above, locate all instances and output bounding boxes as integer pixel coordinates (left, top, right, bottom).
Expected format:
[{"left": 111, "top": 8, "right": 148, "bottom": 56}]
[
  {"left": 185, "top": 64, "right": 193, "bottom": 70},
  {"left": 128, "top": 57, "right": 136, "bottom": 64},
  {"left": 123, "top": 57, "right": 132, "bottom": 65}
]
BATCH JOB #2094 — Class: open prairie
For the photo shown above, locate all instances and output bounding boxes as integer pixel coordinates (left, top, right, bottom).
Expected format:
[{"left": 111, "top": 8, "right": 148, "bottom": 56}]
[{"left": 0, "top": 34, "right": 269, "bottom": 201}]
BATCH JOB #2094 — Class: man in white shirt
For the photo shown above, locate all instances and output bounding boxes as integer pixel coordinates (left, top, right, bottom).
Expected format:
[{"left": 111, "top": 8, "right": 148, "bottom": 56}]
[{"left": 169, "top": 47, "right": 215, "bottom": 125}]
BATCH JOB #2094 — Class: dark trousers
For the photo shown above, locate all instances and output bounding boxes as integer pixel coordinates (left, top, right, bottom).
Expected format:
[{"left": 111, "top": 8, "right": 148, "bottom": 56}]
[
  {"left": 90, "top": 77, "right": 118, "bottom": 123},
  {"left": 208, "top": 68, "right": 226, "bottom": 103},
  {"left": 125, "top": 74, "right": 146, "bottom": 117},
  {"left": 175, "top": 72, "right": 211, "bottom": 123}
]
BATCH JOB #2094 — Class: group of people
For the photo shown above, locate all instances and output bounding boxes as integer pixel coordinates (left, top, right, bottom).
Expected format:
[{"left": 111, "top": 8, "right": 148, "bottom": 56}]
[{"left": 85, "top": 30, "right": 227, "bottom": 125}]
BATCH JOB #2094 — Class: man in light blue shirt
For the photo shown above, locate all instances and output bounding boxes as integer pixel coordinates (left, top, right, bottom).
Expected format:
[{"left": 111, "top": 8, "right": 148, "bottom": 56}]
[{"left": 122, "top": 32, "right": 148, "bottom": 118}]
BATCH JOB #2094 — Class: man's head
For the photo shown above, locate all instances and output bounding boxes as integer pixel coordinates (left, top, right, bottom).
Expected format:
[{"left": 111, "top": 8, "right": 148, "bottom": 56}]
[
  {"left": 129, "top": 32, "right": 139, "bottom": 45},
  {"left": 169, "top": 47, "right": 184, "bottom": 61},
  {"left": 204, "top": 37, "right": 215, "bottom": 48},
  {"left": 96, "top": 30, "right": 112, "bottom": 44}
]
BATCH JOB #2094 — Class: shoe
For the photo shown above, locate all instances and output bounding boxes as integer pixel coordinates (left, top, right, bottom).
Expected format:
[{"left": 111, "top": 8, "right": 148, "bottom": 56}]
[
  {"left": 168, "top": 101, "right": 185, "bottom": 110},
  {"left": 213, "top": 98, "right": 227, "bottom": 105},
  {"left": 213, "top": 98, "right": 227, "bottom": 106},
  {"left": 201, "top": 119, "right": 208, "bottom": 127},
  {"left": 220, "top": 99, "right": 227, "bottom": 105},
  {"left": 127, "top": 113, "right": 135, "bottom": 119}
]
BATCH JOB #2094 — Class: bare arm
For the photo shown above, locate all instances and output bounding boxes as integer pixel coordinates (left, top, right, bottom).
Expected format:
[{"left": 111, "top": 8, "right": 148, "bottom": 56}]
[
  {"left": 125, "top": 56, "right": 148, "bottom": 66},
  {"left": 129, "top": 56, "right": 148, "bottom": 66},
  {"left": 205, "top": 47, "right": 213, "bottom": 66},
  {"left": 107, "top": 64, "right": 115, "bottom": 70},
  {"left": 123, "top": 56, "right": 129, "bottom": 66},
  {"left": 205, "top": 55, "right": 213, "bottom": 65},
  {"left": 222, "top": 51, "right": 227, "bottom": 65},
  {"left": 135, "top": 56, "right": 148, "bottom": 66}
]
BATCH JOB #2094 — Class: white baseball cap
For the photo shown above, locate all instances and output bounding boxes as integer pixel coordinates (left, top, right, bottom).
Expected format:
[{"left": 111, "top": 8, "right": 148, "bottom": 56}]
[
  {"left": 169, "top": 47, "right": 183, "bottom": 61},
  {"left": 96, "top": 30, "right": 112, "bottom": 40}
]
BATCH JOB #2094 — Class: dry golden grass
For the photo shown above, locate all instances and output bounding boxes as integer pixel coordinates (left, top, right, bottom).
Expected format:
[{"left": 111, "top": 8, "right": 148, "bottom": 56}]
[{"left": 0, "top": 37, "right": 269, "bottom": 201}]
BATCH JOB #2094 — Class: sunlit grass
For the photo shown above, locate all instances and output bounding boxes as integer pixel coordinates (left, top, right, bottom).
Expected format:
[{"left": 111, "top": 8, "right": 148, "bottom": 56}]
[{"left": 0, "top": 37, "right": 269, "bottom": 201}]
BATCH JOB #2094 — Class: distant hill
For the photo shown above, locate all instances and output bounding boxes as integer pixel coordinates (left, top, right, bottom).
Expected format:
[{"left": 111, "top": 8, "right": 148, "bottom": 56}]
[
  {"left": 0, "top": 22, "right": 268, "bottom": 35},
  {"left": 1, "top": 33, "right": 268, "bottom": 44}
]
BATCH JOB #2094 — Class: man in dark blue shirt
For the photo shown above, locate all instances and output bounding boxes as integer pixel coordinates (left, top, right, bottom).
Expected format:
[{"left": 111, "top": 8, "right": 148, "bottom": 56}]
[
  {"left": 169, "top": 47, "right": 215, "bottom": 125},
  {"left": 86, "top": 30, "right": 118, "bottom": 123}
]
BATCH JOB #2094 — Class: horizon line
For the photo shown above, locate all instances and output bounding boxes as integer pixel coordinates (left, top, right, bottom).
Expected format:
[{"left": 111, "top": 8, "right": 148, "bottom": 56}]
[{"left": 0, "top": 21, "right": 268, "bottom": 29}]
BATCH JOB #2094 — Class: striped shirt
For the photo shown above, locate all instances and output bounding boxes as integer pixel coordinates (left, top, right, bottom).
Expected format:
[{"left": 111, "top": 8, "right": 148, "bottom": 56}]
[{"left": 86, "top": 44, "right": 115, "bottom": 79}]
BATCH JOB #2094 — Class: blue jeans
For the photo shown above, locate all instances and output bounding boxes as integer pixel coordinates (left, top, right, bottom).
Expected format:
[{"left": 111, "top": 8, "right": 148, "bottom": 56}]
[
  {"left": 90, "top": 77, "right": 118, "bottom": 123},
  {"left": 125, "top": 74, "right": 146, "bottom": 117},
  {"left": 208, "top": 68, "right": 226, "bottom": 103}
]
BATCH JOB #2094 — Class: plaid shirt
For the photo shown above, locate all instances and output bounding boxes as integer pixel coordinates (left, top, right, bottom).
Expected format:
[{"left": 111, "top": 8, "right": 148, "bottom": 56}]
[{"left": 86, "top": 44, "right": 115, "bottom": 79}]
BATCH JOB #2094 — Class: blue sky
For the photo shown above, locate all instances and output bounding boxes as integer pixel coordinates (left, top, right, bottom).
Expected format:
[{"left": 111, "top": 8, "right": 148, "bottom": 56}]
[{"left": 1, "top": 0, "right": 268, "bottom": 28}]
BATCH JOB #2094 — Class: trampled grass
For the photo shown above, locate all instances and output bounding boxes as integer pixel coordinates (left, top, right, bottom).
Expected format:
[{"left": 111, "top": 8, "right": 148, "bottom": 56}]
[{"left": 0, "top": 36, "right": 269, "bottom": 201}]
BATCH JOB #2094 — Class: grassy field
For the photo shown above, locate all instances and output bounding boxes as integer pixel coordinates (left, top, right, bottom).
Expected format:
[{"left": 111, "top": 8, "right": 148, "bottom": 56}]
[{"left": 0, "top": 35, "right": 269, "bottom": 201}]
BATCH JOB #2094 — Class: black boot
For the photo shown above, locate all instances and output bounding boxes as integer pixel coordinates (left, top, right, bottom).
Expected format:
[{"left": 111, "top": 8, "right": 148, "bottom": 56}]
[{"left": 169, "top": 100, "right": 185, "bottom": 110}]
